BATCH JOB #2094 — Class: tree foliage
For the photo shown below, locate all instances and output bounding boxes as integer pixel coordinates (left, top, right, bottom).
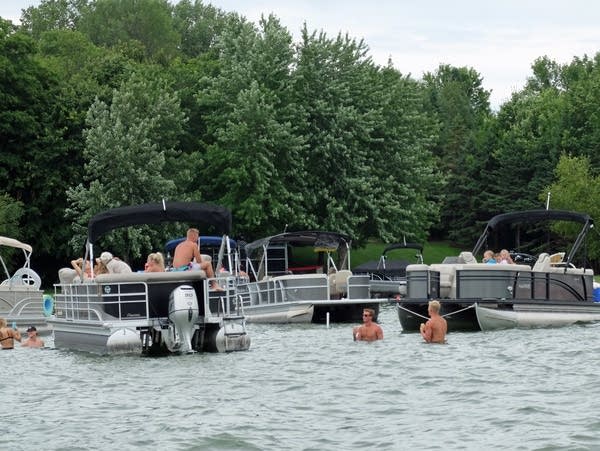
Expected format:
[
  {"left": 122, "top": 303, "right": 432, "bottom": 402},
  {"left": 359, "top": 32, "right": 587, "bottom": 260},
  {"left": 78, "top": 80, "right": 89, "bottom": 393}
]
[
  {"left": 5, "top": 1, "right": 600, "bottom": 281},
  {"left": 543, "top": 154, "right": 600, "bottom": 264},
  {"left": 79, "top": 0, "right": 179, "bottom": 63},
  {"left": 66, "top": 70, "right": 185, "bottom": 258},
  {"left": 197, "top": 15, "right": 306, "bottom": 239},
  {"left": 421, "top": 64, "right": 492, "bottom": 241},
  {"left": 0, "top": 27, "right": 76, "bottom": 277}
]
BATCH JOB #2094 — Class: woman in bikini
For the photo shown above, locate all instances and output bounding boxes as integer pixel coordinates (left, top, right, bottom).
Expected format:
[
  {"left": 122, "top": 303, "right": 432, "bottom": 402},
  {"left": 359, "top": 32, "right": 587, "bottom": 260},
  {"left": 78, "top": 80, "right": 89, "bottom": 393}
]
[{"left": 0, "top": 317, "right": 22, "bottom": 350}]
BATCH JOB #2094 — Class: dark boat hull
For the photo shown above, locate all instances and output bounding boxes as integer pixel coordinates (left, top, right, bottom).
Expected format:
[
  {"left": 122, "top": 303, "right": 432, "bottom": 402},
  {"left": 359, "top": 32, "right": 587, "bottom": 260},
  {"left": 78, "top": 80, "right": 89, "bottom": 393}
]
[{"left": 396, "top": 300, "right": 480, "bottom": 332}]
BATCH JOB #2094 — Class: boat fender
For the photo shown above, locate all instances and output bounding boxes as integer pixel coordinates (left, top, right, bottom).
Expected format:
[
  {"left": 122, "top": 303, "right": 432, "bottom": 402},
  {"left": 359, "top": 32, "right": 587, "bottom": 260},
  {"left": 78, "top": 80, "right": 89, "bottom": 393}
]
[{"left": 42, "top": 294, "right": 54, "bottom": 317}]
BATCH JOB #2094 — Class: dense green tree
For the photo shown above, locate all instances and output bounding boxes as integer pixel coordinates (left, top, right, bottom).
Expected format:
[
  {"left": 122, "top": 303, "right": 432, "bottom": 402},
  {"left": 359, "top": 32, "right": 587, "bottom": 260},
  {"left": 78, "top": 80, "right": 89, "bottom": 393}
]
[
  {"left": 65, "top": 70, "right": 186, "bottom": 258},
  {"left": 0, "top": 194, "right": 25, "bottom": 275},
  {"left": 489, "top": 57, "right": 569, "bottom": 216},
  {"left": 558, "top": 54, "right": 600, "bottom": 168},
  {"left": 421, "top": 64, "right": 492, "bottom": 241},
  {"left": 292, "top": 30, "right": 441, "bottom": 244},
  {"left": 354, "top": 64, "right": 441, "bottom": 244},
  {"left": 0, "top": 27, "right": 75, "bottom": 280},
  {"left": 172, "top": 0, "right": 231, "bottom": 58},
  {"left": 20, "top": 0, "right": 89, "bottom": 39},
  {"left": 0, "top": 194, "right": 24, "bottom": 240},
  {"left": 78, "top": 0, "right": 179, "bottom": 63},
  {"left": 291, "top": 29, "right": 379, "bottom": 239},
  {"left": 543, "top": 154, "right": 600, "bottom": 264},
  {"left": 198, "top": 15, "right": 307, "bottom": 239}
]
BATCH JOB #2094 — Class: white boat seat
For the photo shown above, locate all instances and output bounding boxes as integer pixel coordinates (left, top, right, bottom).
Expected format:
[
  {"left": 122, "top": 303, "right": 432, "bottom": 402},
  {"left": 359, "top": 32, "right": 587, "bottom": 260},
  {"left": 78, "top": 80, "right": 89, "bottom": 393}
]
[
  {"left": 329, "top": 270, "right": 352, "bottom": 295},
  {"left": 429, "top": 264, "right": 456, "bottom": 298},
  {"left": 549, "top": 252, "right": 565, "bottom": 265},
  {"left": 58, "top": 267, "right": 78, "bottom": 285},
  {"left": 3, "top": 268, "right": 42, "bottom": 289},
  {"left": 532, "top": 253, "right": 550, "bottom": 272},
  {"left": 458, "top": 251, "right": 477, "bottom": 264}
]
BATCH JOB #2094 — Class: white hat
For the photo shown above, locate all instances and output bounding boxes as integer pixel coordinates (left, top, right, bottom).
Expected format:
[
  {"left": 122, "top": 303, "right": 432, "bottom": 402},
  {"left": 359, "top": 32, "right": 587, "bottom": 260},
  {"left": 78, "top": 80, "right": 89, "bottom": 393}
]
[{"left": 99, "top": 251, "right": 113, "bottom": 264}]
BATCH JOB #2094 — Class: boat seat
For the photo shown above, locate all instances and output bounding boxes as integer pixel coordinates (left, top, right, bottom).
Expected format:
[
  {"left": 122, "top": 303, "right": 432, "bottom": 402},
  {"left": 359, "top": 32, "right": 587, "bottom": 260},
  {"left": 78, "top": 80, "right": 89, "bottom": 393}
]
[
  {"left": 458, "top": 251, "right": 477, "bottom": 264},
  {"left": 329, "top": 270, "right": 352, "bottom": 296},
  {"left": 3, "top": 268, "right": 42, "bottom": 290},
  {"left": 549, "top": 252, "right": 565, "bottom": 265},
  {"left": 58, "top": 267, "right": 78, "bottom": 285},
  {"left": 532, "top": 253, "right": 551, "bottom": 272},
  {"left": 430, "top": 264, "right": 457, "bottom": 298}
]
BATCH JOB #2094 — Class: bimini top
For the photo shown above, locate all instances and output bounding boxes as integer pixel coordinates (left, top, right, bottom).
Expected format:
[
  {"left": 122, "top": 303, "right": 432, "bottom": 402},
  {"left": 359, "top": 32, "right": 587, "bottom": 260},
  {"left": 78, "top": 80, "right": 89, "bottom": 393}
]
[
  {"left": 0, "top": 236, "right": 32, "bottom": 253},
  {"left": 87, "top": 201, "right": 232, "bottom": 245},
  {"left": 472, "top": 209, "right": 594, "bottom": 261},
  {"left": 245, "top": 231, "right": 352, "bottom": 255},
  {"left": 382, "top": 242, "right": 423, "bottom": 255}
]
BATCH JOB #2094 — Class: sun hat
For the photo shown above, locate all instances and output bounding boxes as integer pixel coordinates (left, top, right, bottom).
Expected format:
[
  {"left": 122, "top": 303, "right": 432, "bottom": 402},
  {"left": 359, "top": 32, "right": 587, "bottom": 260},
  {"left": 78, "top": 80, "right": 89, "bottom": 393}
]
[{"left": 99, "top": 251, "right": 113, "bottom": 264}]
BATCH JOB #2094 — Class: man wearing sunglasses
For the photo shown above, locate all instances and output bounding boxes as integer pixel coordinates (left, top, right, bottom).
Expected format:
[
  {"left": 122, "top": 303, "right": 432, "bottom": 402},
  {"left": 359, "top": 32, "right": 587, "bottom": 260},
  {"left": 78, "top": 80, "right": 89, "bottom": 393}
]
[{"left": 353, "top": 308, "right": 383, "bottom": 341}]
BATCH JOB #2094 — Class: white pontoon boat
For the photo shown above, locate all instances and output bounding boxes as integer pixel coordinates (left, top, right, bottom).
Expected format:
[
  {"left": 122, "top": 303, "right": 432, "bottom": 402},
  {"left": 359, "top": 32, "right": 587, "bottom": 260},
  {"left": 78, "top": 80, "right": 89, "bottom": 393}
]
[
  {"left": 396, "top": 209, "right": 600, "bottom": 332},
  {"left": 0, "top": 236, "right": 51, "bottom": 333},
  {"left": 237, "top": 231, "right": 389, "bottom": 324},
  {"left": 49, "top": 201, "right": 250, "bottom": 355}
]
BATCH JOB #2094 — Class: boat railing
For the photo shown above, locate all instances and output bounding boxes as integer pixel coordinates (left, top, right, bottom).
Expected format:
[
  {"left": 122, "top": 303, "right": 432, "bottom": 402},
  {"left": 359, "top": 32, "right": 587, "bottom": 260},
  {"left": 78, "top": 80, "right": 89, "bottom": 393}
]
[
  {"left": 211, "top": 292, "right": 246, "bottom": 320},
  {"left": 347, "top": 274, "right": 370, "bottom": 299},
  {"left": 2, "top": 294, "right": 45, "bottom": 317},
  {"left": 54, "top": 281, "right": 150, "bottom": 322},
  {"left": 207, "top": 277, "right": 246, "bottom": 318},
  {"left": 406, "top": 262, "right": 593, "bottom": 302},
  {"left": 237, "top": 274, "right": 329, "bottom": 307}
]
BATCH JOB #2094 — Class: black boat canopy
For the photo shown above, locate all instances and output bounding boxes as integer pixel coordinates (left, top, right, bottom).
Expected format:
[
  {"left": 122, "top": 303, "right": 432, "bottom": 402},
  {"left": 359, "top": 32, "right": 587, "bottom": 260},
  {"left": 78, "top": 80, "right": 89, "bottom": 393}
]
[
  {"left": 382, "top": 242, "right": 423, "bottom": 255},
  {"left": 472, "top": 209, "right": 594, "bottom": 262},
  {"left": 87, "top": 201, "right": 232, "bottom": 245},
  {"left": 244, "top": 231, "right": 351, "bottom": 255}
]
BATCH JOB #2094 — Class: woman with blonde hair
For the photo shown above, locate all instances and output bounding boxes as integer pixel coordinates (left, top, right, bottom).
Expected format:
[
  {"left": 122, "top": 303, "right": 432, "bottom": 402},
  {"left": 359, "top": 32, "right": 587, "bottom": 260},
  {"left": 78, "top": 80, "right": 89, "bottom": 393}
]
[
  {"left": 0, "top": 317, "right": 21, "bottom": 350},
  {"left": 145, "top": 252, "right": 165, "bottom": 272}
]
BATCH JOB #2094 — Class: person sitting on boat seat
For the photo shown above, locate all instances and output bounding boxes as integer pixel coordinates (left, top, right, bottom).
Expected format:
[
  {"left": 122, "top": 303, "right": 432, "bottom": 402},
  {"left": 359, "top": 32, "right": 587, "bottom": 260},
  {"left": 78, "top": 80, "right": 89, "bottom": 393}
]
[
  {"left": 497, "top": 249, "right": 514, "bottom": 264},
  {"left": 71, "top": 257, "right": 93, "bottom": 279},
  {"left": 99, "top": 252, "right": 132, "bottom": 274},
  {"left": 0, "top": 317, "right": 21, "bottom": 350},
  {"left": 71, "top": 256, "right": 109, "bottom": 281},
  {"left": 144, "top": 252, "right": 165, "bottom": 272},
  {"left": 482, "top": 250, "right": 496, "bottom": 264},
  {"left": 172, "top": 228, "right": 220, "bottom": 290}
]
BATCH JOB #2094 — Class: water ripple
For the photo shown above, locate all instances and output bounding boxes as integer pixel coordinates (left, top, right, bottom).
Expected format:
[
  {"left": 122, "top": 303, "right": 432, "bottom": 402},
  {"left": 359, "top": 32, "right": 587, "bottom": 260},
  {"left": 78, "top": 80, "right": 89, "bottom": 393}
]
[{"left": 3, "top": 305, "right": 600, "bottom": 449}]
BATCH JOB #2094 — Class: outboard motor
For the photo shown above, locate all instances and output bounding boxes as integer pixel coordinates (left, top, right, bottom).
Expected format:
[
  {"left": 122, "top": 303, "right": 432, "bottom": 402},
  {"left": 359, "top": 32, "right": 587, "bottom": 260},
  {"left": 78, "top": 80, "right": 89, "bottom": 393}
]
[{"left": 165, "top": 285, "right": 199, "bottom": 353}]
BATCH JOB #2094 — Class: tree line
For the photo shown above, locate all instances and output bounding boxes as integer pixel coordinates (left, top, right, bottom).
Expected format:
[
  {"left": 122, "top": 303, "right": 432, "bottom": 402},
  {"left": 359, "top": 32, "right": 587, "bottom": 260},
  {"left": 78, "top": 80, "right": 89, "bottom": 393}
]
[{"left": 1, "top": 0, "right": 600, "bottom": 283}]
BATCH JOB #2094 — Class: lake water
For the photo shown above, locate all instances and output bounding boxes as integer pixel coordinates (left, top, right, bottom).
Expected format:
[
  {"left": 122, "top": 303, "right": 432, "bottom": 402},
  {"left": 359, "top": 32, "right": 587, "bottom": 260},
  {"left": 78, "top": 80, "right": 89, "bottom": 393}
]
[{"left": 3, "top": 304, "right": 600, "bottom": 450}]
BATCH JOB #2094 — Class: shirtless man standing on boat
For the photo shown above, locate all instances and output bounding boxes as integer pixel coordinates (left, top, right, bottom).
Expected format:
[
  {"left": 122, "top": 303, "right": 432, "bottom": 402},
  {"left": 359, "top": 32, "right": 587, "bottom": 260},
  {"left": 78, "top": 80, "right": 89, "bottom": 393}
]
[
  {"left": 420, "top": 300, "right": 447, "bottom": 344},
  {"left": 353, "top": 308, "right": 383, "bottom": 341},
  {"left": 173, "top": 228, "right": 220, "bottom": 289}
]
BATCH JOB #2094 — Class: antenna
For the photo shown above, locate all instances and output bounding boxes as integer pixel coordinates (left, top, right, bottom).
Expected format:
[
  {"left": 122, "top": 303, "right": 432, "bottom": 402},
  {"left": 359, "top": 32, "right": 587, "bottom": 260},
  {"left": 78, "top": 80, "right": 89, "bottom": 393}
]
[
  {"left": 546, "top": 192, "right": 551, "bottom": 210},
  {"left": 283, "top": 224, "right": 288, "bottom": 233}
]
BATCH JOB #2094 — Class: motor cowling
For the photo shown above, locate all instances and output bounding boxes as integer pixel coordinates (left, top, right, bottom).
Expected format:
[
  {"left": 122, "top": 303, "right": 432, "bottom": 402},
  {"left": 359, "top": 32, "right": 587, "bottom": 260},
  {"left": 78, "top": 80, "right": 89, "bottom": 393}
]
[{"left": 165, "top": 285, "right": 199, "bottom": 353}]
